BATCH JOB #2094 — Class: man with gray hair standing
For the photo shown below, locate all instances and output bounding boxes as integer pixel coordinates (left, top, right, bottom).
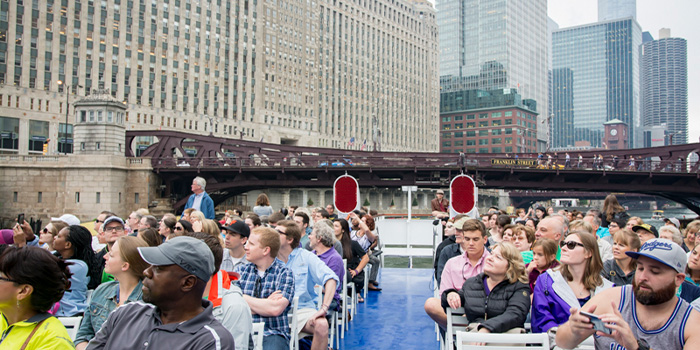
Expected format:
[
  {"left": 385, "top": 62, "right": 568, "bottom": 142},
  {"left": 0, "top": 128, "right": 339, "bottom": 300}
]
[{"left": 184, "top": 176, "right": 215, "bottom": 219}]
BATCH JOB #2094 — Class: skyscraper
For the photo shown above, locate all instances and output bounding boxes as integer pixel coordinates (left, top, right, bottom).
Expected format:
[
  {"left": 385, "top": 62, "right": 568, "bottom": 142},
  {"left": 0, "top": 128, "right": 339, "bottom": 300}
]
[
  {"left": 598, "top": 0, "right": 636, "bottom": 22},
  {"left": 0, "top": 0, "right": 439, "bottom": 155},
  {"left": 437, "top": 0, "right": 548, "bottom": 147},
  {"left": 641, "top": 29, "right": 688, "bottom": 145},
  {"left": 551, "top": 18, "right": 642, "bottom": 149}
]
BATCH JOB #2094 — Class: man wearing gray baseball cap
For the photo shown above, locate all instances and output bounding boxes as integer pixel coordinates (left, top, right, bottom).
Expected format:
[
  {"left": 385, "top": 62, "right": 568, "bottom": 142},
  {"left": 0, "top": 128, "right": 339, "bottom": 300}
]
[
  {"left": 86, "top": 236, "right": 235, "bottom": 350},
  {"left": 556, "top": 239, "right": 700, "bottom": 350}
]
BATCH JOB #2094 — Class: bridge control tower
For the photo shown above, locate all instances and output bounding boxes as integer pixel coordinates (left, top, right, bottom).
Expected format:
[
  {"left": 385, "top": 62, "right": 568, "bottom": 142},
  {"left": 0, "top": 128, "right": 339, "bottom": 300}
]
[{"left": 73, "top": 89, "right": 128, "bottom": 156}]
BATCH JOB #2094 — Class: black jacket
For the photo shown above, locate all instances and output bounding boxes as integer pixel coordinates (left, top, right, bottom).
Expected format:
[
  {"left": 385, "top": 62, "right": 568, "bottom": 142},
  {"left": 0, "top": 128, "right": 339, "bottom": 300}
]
[{"left": 441, "top": 273, "right": 530, "bottom": 333}]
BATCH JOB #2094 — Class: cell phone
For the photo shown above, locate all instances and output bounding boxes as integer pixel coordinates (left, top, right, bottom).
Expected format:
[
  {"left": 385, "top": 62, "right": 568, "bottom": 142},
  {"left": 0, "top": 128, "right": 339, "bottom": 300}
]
[
  {"left": 580, "top": 311, "right": 612, "bottom": 334},
  {"left": 17, "top": 213, "right": 25, "bottom": 225}
]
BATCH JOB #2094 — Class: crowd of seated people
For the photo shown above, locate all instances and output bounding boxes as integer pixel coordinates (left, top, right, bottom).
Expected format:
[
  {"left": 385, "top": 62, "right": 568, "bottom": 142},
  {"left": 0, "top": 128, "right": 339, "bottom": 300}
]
[
  {"left": 2, "top": 193, "right": 383, "bottom": 350},
  {"left": 427, "top": 196, "right": 700, "bottom": 349}
]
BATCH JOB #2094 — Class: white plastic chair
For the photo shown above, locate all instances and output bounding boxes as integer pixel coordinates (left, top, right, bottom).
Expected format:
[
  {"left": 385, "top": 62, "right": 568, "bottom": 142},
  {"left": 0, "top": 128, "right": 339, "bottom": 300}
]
[
  {"left": 362, "top": 263, "right": 370, "bottom": 301},
  {"left": 445, "top": 307, "right": 469, "bottom": 350},
  {"left": 288, "top": 296, "right": 300, "bottom": 350},
  {"left": 336, "top": 259, "right": 350, "bottom": 340},
  {"left": 59, "top": 316, "right": 83, "bottom": 341},
  {"left": 455, "top": 331, "right": 549, "bottom": 350},
  {"left": 251, "top": 322, "right": 264, "bottom": 350}
]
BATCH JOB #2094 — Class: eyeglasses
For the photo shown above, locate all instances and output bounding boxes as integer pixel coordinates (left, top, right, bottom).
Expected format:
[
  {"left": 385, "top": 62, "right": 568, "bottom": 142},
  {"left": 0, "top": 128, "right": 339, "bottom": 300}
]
[
  {"left": 0, "top": 276, "right": 17, "bottom": 283},
  {"left": 560, "top": 240, "right": 585, "bottom": 250},
  {"left": 104, "top": 226, "right": 125, "bottom": 233},
  {"left": 276, "top": 228, "right": 287, "bottom": 235},
  {"left": 174, "top": 226, "right": 184, "bottom": 231}
]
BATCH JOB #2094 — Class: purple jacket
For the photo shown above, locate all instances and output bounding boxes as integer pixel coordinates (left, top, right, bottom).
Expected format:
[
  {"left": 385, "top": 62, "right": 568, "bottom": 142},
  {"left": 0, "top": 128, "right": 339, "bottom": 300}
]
[{"left": 530, "top": 269, "right": 614, "bottom": 334}]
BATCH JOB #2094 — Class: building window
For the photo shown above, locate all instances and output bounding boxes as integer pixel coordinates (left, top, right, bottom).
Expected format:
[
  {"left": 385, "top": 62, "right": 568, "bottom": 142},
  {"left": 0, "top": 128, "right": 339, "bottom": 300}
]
[
  {"left": 38, "top": 192, "right": 42, "bottom": 203},
  {"left": 81, "top": 142, "right": 85, "bottom": 150},
  {"left": 0, "top": 117, "right": 20, "bottom": 150},
  {"left": 13, "top": 192, "right": 17, "bottom": 202},
  {"left": 75, "top": 192, "right": 80, "bottom": 203},
  {"left": 28, "top": 120, "right": 49, "bottom": 152},
  {"left": 119, "top": 192, "right": 122, "bottom": 203},
  {"left": 96, "top": 192, "right": 101, "bottom": 204},
  {"left": 58, "top": 123, "right": 73, "bottom": 153},
  {"left": 134, "top": 193, "right": 140, "bottom": 204}
]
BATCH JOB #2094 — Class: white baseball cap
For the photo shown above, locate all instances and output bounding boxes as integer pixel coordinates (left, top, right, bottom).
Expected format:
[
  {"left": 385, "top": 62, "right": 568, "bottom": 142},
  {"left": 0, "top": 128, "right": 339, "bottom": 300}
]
[{"left": 51, "top": 214, "right": 81, "bottom": 226}]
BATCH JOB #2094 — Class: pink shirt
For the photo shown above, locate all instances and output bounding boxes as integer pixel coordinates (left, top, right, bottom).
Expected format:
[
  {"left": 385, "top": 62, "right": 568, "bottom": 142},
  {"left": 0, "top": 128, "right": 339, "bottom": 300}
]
[{"left": 439, "top": 248, "right": 490, "bottom": 295}]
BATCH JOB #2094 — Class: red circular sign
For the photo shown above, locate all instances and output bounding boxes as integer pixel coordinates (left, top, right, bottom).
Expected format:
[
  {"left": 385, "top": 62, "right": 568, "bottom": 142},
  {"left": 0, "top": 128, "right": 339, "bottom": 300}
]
[
  {"left": 450, "top": 175, "right": 476, "bottom": 214},
  {"left": 334, "top": 175, "right": 359, "bottom": 213}
]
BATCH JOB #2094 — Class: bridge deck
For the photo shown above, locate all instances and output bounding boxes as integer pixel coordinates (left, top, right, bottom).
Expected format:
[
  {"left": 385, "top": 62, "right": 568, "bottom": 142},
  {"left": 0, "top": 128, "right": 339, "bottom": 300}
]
[{"left": 339, "top": 268, "right": 436, "bottom": 349}]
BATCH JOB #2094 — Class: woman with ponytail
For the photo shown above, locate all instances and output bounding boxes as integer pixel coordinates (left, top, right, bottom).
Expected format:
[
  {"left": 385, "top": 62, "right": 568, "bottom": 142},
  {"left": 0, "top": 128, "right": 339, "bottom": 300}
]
[{"left": 52, "top": 225, "right": 102, "bottom": 316}]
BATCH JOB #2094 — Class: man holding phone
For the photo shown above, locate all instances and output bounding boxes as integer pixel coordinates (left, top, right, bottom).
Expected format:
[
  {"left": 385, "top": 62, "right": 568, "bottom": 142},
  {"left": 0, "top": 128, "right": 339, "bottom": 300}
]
[{"left": 556, "top": 239, "right": 700, "bottom": 350}]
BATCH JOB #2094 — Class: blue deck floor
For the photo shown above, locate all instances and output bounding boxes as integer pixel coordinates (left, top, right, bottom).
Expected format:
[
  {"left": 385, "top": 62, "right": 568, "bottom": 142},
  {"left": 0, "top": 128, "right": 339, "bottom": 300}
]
[{"left": 338, "top": 268, "right": 438, "bottom": 349}]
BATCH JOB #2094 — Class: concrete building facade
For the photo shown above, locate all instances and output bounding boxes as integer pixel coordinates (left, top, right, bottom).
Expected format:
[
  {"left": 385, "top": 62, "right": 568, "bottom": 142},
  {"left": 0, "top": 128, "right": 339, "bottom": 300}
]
[{"left": 0, "top": 0, "right": 439, "bottom": 156}]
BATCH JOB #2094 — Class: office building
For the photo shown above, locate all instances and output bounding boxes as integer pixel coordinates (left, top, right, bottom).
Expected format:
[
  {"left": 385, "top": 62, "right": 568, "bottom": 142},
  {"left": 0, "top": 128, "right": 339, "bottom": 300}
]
[
  {"left": 0, "top": 0, "right": 439, "bottom": 155},
  {"left": 439, "top": 88, "right": 538, "bottom": 154},
  {"left": 598, "top": 0, "right": 636, "bottom": 22},
  {"left": 640, "top": 29, "right": 688, "bottom": 145},
  {"left": 437, "top": 0, "right": 548, "bottom": 147},
  {"left": 551, "top": 18, "right": 642, "bottom": 149}
]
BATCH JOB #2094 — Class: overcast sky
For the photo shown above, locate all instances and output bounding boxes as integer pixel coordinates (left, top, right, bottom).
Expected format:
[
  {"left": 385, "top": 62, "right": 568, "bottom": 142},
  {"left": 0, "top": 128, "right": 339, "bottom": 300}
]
[{"left": 548, "top": 0, "right": 699, "bottom": 143}]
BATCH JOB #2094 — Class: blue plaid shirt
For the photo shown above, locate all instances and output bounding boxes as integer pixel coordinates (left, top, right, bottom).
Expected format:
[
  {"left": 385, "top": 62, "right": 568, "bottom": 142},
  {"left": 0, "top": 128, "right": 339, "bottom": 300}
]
[{"left": 235, "top": 258, "right": 295, "bottom": 340}]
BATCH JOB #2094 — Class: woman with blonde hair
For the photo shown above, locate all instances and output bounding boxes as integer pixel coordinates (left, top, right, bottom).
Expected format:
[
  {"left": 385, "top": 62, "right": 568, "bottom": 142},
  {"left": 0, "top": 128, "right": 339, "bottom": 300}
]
[
  {"left": 442, "top": 242, "right": 530, "bottom": 334},
  {"left": 253, "top": 193, "right": 274, "bottom": 217},
  {"left": 685, "top": 220, "right": 700, "bottom": 252},
  {"left": 74, "top": 236, "right": 150, "bottom": 349},
  {"left": 531, "top": 231, "right": 613, "bottom": 333},
  {"left": 625, "top": 216, "right": 644, "bottom": 230},
  {"left": 601, "top": 229, "right": 641, "bottom": 285}
]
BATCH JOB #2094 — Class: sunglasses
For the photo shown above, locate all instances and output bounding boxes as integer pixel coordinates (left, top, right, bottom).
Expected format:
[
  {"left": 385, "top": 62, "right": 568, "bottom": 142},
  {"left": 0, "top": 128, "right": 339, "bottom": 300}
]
[
  {"left": 276, "top": 228, "right": 287, "bottom": 235},
  {"left": 560, "top": 240, "right": 585, "bottom": 250},
  {"left": 95, "top": 219, "right": 104, "bottom": 223},
  {"left": 42, "top": 228, "right": 49, "bottom": 233},
  {"left": 174, "top": 226, "right": 184, "bottom": 231}
]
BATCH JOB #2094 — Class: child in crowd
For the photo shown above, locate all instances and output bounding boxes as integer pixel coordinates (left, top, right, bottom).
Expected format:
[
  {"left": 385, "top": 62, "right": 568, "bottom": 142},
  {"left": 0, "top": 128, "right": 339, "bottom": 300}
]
[{"left": 527, "top": 238, "right": 559, "bottom": 291}]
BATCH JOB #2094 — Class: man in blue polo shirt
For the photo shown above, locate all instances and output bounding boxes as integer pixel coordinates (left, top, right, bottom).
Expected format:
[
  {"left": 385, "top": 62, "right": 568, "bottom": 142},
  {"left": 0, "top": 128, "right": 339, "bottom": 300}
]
[{"left": 277, "top": 220, "right": 338, "bottom": 350}]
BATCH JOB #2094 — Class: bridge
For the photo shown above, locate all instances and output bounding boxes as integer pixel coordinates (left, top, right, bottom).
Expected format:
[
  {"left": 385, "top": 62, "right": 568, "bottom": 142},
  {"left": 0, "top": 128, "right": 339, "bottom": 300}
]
[{"left": 126, "top": 130, "right": 700, "bottom": 214}]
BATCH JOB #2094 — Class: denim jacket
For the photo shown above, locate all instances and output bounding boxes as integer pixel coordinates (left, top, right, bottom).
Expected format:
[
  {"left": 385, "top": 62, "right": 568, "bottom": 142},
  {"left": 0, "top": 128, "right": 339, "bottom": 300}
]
[{"left": 73, "top": 280, "right": 144, "bottom": 346}]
